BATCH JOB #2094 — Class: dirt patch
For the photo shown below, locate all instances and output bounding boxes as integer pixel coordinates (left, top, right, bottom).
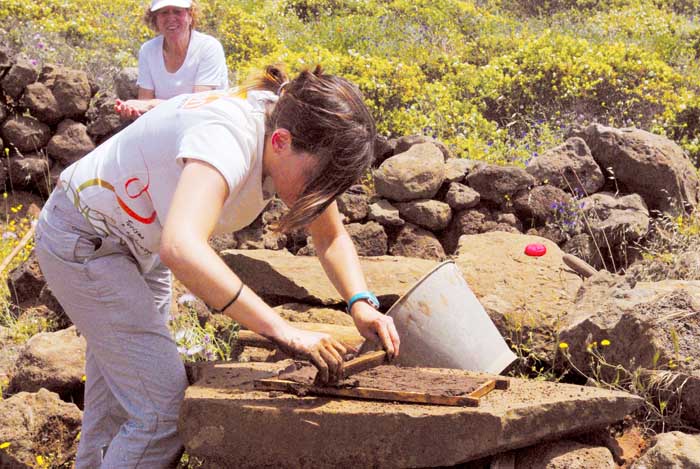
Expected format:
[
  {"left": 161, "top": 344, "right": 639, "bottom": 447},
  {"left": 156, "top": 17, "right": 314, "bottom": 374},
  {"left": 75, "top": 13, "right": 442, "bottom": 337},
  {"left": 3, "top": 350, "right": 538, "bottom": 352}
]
[{"left": 280, "top": 362, "right": 488, "bottom": 396}]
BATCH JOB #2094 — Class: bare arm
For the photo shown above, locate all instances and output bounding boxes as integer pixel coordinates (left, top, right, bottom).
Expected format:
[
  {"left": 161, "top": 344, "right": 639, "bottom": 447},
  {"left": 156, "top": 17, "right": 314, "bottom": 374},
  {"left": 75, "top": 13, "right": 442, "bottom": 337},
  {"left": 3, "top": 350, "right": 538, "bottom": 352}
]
[
  {"left": 160, "top": 160, "right": 347, "bottom": 382},
  {"left": 308, "top": 203, "right": 400, "bottom": 358}
]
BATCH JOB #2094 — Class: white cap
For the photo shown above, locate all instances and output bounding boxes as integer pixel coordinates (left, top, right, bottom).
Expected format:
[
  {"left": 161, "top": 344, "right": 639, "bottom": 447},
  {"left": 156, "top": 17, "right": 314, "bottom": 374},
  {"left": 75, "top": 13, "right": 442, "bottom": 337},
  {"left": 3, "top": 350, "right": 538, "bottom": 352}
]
[{"left": 150, "top": 0, "right": 192, "bottom": 11}]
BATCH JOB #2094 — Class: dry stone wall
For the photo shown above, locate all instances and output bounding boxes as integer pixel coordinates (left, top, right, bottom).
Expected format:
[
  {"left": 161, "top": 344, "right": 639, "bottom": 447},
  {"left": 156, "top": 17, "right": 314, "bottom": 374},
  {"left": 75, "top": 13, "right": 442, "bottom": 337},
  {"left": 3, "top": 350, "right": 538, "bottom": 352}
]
[{"left": 1, "top": 55, "right": 698, "bottom": 273}]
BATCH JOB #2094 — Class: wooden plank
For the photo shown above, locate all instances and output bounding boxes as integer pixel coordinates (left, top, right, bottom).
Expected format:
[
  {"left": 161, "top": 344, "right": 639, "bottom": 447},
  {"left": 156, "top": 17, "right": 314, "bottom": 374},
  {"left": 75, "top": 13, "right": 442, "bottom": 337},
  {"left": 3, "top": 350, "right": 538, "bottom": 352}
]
[
  {"left": 255, "top": 378, "right": 481, "bottom": 407},
  {"left": 342, "top": 351, "right": 387, "bottom": 379},
  {"left": 469, "top": 379, "right": 496, "bottom": 399}
]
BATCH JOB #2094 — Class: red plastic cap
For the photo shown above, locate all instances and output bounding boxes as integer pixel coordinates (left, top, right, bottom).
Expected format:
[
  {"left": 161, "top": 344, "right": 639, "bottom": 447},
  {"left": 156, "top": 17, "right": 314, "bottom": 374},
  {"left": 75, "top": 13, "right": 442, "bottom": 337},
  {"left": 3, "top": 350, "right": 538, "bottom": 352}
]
[{"left": 525, "top": 243, "right": 547, "bottom": 257}]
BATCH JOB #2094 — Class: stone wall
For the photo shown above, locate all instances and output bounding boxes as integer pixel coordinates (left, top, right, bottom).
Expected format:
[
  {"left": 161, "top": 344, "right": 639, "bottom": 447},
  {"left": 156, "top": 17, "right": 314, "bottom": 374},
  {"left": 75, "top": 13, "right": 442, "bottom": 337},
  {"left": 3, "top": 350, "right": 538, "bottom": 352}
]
[{"left": 2, "top": 51, "right": 699, "bottom": 273}]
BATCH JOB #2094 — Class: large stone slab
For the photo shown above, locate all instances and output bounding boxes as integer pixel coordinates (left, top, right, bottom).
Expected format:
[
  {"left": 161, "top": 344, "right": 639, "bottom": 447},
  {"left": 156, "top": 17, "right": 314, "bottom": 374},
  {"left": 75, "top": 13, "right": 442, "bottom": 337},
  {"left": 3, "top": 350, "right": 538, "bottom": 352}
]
[
  {"left": 179, "top": 361, "right": 642, "bottom": 468},
  {"left": 454, "top": 232, "right": 583, "bottom": 358},
  {"left": 220, "top": 250, "right": 438, "bottom": 308}
]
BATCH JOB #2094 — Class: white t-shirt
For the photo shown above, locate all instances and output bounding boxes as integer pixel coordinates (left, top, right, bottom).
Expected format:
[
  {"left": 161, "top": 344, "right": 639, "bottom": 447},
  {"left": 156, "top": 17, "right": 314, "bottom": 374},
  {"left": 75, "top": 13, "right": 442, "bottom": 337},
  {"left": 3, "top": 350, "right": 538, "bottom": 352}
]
[
  {"left": 137, "top": 30, "right": 229, "bottom": 99},
  {"left": 59, "top": 89, "right": 277, "bottom": 273}
]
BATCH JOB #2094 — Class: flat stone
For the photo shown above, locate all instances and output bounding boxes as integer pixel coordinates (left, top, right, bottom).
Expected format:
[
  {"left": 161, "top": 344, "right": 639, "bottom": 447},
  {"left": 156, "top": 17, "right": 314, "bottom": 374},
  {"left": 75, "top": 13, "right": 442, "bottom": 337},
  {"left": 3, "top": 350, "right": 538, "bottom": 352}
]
[
  {"left": 454, "top": 232, "right": 582, "bottom": 359},
  {"left": 179, "top": 361, "right": 642, "bottom": 468},
  {"left": 220, "top": 249, "right": 438, "bottom": 308}
]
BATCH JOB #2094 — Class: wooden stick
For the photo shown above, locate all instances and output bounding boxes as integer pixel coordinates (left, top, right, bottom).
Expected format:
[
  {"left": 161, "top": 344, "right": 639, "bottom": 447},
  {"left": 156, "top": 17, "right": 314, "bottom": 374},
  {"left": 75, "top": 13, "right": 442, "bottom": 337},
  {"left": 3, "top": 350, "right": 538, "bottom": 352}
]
[
  {"left": 0, "top": 224, "right": 36, "bottom": 274},
  {"left": 341, "top": 350, "right": 387, "bottom": 380},
  {"left": 562, "top": 254, "right": 598, "bottom": 278}
]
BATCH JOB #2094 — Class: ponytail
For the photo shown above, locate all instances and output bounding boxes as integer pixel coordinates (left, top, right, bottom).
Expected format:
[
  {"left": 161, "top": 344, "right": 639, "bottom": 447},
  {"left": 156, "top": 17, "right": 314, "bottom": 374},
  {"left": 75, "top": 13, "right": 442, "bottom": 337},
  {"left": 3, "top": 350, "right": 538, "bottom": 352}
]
[{"left": 242, "top": 64, "right": 290, "bottom": 95}]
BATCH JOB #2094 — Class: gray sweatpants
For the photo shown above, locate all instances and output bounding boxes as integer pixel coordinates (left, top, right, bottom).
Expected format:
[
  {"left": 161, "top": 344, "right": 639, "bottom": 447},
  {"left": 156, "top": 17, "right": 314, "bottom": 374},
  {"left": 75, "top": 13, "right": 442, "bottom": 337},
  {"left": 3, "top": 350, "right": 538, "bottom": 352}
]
[{"left": 35, "top": 187, "right": 188, "bottom": 468}]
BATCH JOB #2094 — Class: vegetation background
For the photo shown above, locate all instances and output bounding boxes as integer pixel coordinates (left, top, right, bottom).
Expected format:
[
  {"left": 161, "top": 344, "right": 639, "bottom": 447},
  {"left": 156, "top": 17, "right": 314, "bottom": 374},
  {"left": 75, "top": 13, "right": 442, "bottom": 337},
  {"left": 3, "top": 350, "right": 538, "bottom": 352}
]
[
  {"left": 2, "top": 1, "right": 700, "bottom": 464},
  {"left": 2, "top": 0, "right": 700, "bottom": 166}
]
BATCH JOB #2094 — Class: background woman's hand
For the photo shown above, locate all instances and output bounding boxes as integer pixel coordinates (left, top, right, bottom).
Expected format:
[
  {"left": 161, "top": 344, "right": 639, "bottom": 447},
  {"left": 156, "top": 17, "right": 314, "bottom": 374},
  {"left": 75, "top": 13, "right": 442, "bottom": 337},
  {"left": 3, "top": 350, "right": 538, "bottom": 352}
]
[
  {"left": 114, "top": 99, "right": 151, "bottom": 119},
  {"left": 350, "top": 302, "right": 400, "bottom": 359},
  {"left": 277, "top": 328, "right": 349, "bottom": 384}
]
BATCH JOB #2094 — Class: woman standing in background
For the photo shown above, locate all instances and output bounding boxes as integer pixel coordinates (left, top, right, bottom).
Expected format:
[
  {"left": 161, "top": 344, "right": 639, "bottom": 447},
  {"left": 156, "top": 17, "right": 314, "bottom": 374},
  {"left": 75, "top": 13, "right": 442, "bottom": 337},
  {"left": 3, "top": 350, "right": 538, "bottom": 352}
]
[{"left": 115, "top": 0, "right": 228, "bottom": 119}]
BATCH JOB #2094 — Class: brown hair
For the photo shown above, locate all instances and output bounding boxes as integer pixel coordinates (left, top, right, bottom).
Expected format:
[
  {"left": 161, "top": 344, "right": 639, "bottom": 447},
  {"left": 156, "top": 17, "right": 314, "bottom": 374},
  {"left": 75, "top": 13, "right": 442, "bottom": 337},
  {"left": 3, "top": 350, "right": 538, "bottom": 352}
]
[
  {"left": 144, "top": 0, "right": 199, "bottom": 32},
  {"left": 246, "top": 65, "right": 376, "bottom": 232}
]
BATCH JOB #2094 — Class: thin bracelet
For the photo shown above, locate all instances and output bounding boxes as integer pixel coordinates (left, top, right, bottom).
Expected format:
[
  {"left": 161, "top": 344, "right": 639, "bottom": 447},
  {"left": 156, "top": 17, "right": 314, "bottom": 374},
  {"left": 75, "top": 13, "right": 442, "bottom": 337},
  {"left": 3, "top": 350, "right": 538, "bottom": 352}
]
[{"left": 212, "top": 283, "right": 244, "bottom": 314}]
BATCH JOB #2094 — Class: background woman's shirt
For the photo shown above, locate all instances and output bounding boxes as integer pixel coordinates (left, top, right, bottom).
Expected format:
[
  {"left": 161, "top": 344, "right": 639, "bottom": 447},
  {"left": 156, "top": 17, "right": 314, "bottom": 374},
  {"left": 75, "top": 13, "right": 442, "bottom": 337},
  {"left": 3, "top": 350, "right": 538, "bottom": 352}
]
[
  {"left": 59, "top": 89, "right": 276, "bottom": 273},
  {"left": 137, "top": 30, "right": 229, "bottom": 99}
]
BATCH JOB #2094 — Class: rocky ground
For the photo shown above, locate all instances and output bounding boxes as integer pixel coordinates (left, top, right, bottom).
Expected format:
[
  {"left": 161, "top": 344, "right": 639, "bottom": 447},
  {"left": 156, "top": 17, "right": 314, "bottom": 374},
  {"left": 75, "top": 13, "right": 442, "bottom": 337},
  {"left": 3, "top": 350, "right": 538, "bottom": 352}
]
[{"left": 1, "top": 54, "right": 700, "bottom": 467}]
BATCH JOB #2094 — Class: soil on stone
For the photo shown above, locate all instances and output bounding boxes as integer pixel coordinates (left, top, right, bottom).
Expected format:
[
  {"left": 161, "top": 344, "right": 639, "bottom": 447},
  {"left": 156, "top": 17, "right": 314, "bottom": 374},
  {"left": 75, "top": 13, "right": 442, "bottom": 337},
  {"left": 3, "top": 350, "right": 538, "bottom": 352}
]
[{"left": 280, "top": 363, "right": 488, "bottom": 396}]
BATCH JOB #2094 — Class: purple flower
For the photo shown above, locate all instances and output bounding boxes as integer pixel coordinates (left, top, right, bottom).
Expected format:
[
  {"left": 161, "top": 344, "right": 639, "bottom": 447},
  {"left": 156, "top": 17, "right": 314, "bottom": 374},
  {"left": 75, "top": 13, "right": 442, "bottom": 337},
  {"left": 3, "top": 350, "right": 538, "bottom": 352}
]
[
  {"left": 187, "top": 345, "right": 204, "bottom": 356},
  {"left": 37, "top": 42, "right": 44, "bottom": 49},
  {"left": 30, "top": 59, "right": 37, "bottom": 66},
  {"left": 177, "top": 346, "right": 187, "bottom": 354},
  {"left": 203, "top": 334, "right": 211, "bottom": 344}
]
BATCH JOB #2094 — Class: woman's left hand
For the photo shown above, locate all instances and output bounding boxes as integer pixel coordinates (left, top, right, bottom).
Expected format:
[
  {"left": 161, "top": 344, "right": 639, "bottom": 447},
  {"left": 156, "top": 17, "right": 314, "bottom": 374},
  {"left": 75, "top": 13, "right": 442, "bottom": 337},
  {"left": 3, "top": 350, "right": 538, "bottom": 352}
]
[
  {"left": 114, "top": 99, "right": 153, "bottom": 119},
  {"left": 350, "top": 301, "right": 400, "bottom": 359}
]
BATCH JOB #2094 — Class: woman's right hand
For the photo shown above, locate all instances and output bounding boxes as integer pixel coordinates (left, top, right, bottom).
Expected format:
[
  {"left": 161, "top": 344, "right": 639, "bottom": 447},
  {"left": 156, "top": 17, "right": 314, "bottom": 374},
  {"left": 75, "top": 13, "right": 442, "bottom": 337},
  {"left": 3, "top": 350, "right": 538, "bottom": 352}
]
[{"left": 276, "top": 327, "right": 350, "bottom": 384}]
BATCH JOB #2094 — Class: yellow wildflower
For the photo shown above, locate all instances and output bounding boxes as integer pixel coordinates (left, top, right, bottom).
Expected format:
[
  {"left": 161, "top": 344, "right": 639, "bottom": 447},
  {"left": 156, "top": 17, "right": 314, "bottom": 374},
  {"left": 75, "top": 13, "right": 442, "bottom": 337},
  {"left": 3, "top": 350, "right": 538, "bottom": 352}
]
[
  {"left": 81, "top": 375, "right": 87, "bottom": 383},
  {"left": 558, "top": 342, "right": 569, "bottom": 350},
  {"left": 0, "top": 442, "right": 10, "bottom": 449},
  {"left": 601, "top": 339, "right": 611, "bottom": 347}
]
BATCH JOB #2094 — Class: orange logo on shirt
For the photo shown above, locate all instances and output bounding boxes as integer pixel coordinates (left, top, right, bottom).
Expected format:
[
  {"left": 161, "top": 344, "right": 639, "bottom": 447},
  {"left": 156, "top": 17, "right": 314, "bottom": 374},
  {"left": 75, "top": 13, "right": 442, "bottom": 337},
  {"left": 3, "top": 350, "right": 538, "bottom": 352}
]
[{"left": 76, "top": 177, "right": 157, "bottom": 224}]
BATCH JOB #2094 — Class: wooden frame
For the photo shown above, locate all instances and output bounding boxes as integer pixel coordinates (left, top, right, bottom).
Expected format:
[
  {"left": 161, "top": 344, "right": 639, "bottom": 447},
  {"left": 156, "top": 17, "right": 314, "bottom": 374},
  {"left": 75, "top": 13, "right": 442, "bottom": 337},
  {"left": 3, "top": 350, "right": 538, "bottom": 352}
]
[{"left": 254, "top": 375, "right": 509, "bottom": 407}]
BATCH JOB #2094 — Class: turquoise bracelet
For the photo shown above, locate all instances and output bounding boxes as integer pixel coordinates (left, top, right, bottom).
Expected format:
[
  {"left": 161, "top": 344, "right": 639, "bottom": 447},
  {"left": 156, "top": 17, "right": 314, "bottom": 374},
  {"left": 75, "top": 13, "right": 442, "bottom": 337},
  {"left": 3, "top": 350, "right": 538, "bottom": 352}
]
[{"left": 346, "top": 291, "right": 380, "bottom": 314}]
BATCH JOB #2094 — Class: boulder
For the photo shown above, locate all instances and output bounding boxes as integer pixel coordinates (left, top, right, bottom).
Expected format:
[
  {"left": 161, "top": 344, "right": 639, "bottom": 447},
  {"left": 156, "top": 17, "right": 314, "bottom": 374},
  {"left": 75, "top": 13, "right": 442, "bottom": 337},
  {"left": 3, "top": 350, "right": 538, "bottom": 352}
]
[
  {"left": 0, "top": 115, "right": 51, "bottom": 153},
  {"left": 51, "top": 68, "right": 92, "bottom": 118},
  {"left": 19, "top": 82, "right": 62, "bottom": 125},
  {"left": 574, "top": 124, "right": 700, "bottom": 215},
  {"left": 466, "top": 164, "right": 536, "bottom": 207},
  {"left": 389, "top": 223, "right": 446, "bottom": 260},
  {"left": 557, "top": 277, "right": 700, "bottom": 420},
  {"left": 220, "top": 249, "right": 438, "bottom": 307},
  {"left": 513, "top": 185, "right": 576, "bottom": 229},
  {"left": 394, "top": 134, "right": 452, "bottom": 160},
  {"left": 0, "top": 46, "right": 11, "bottom": 70},
  {"left": 373, "top": 135, "right": 396, "bottom": 167},
  {"left": 234, "top": 226, "right": 286, "bottom": 250},
  {"left": 114, "top": 67, "right": 139, "bottom": 100},
  {"left": 0, "top": 389, "right": 81, "bottom": 468},
  {"left": 7, "top": 152, "right": 51, "bottom": 196},
  {"left": 86, "top": 94, "right": 123, "bottom": 140},
  {"left": 374, "top": 142, "right": 446, "bottom": 201},
  {"left": 514, "top": 440, "right": 615, "bottom": 468},
  {"left": 526, "top": 137, "right": 604, "bottom": 196},
  {"left": 0, "top": 56, "right": 37, "bottom": 99},
  {"left": 440, "top": 207, "right": 494, "bottom": 254},
  {"left": 445, "top": 182, "right": 480, "bottom": 210},
  {"left": 7, "top": 252, "right": 45, "bottom": 307},
  {"left": 632, "top": 432, "right": 700, "bottom": 469},
  {"left": 579, "top": 192, "right": 650, "bottom": 247},
  {"left": 345, "top": 221, "right": 388, "bottom": 256},
  {"left": 336, "top": 185, "right": 369, "bottom": 222},
  {"left": 46, "top": 119, "right": 96, "bottom": 166},
  {"left": 208, "top": 232, "right": 238, "bottom": 252},
  {"left": 444, "top": 158, "right": 479, "bottom": 183},
  {"left": 395, "top": 199, "right": 452, "bottom": 231},
  {"left": 562, "top": 233, "right": 605, "bottom": 270},
  {"left": 455, "top": 232, "right": 582, "bottom": 359},
  {"left": 8, "top": 326, "right": 86, "bottom": 403},
  {"left": 367, "top": 198, "right": 404, "bottom": 227},
  {"left": 180, "top": 361, "right": 641, "bottom": 468}
]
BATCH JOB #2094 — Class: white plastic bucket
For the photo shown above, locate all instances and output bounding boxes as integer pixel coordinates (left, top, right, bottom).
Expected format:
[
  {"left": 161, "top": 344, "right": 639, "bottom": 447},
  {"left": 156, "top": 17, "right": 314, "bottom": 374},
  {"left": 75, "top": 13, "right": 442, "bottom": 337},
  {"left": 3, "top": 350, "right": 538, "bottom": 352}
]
[{"left": 363, "top": 261, "right": 516, "bottom": 374}]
